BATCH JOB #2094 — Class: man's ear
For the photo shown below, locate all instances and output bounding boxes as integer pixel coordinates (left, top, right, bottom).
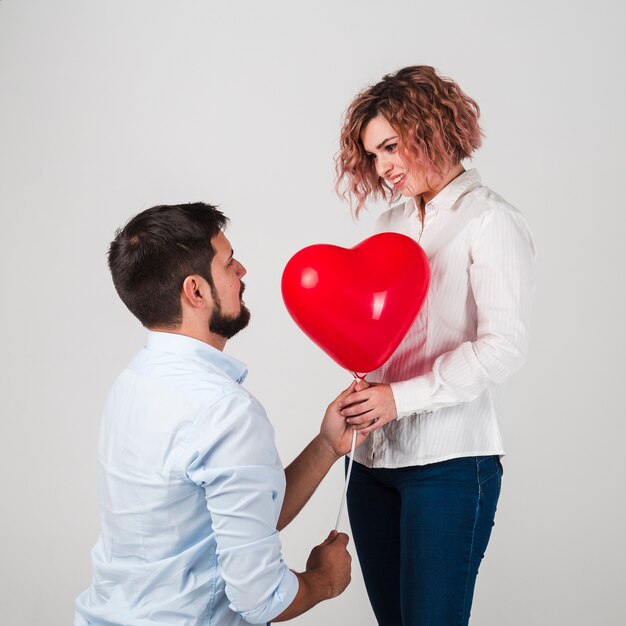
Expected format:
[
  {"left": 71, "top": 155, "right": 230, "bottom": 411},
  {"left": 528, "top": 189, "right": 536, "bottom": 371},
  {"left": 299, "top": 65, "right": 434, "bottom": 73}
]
[{"left": 181, "top": 275, "right": 212, "bottom": 309}]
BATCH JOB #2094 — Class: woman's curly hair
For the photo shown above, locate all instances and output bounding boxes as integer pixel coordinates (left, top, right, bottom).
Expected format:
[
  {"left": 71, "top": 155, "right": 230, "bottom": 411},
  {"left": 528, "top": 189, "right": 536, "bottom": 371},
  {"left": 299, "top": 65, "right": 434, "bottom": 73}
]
[{"left": 335, "top": 66, "right": 482, "bottom": 216}]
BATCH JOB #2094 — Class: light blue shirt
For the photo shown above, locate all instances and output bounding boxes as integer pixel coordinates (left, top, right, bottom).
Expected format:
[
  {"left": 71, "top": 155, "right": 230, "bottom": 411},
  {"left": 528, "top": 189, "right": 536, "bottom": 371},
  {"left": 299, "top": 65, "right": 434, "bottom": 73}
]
[{"left": 75, "top": 331, "right": 298, "bottom": 625}]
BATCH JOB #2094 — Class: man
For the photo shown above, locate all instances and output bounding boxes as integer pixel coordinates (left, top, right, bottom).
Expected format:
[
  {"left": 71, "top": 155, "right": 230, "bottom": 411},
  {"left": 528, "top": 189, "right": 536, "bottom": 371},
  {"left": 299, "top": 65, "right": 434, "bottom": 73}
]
[{"left": 75, "top": 203, "right": 365, "bottom": 625}]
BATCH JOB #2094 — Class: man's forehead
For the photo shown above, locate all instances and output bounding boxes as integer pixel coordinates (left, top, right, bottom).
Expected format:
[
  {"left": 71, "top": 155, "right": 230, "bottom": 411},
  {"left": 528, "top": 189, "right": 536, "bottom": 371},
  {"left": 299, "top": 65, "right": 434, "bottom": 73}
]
[{"left": 211, "top": 231, "right": 232, "bottom": 257}]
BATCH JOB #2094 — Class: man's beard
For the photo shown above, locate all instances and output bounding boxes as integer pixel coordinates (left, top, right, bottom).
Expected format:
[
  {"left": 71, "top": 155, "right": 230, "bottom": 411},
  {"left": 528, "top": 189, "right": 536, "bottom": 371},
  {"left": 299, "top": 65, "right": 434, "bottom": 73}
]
[{"left": 209, "top": 284, "right": 251, "bottom": 340}]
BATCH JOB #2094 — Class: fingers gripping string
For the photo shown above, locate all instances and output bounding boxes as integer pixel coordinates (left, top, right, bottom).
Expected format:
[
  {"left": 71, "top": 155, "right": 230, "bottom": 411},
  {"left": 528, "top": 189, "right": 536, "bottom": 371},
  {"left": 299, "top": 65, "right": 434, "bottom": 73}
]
[{"left": 334, "top": 374, "right": 365, "bottom": 531}]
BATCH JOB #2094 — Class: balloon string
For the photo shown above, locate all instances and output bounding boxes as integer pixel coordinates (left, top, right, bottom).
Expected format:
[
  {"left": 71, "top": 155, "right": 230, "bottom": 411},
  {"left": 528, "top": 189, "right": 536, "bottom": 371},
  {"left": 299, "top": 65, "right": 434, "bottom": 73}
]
[
  {"left": 334, "top": 374, "right": 366, "bottom": 531},
  {"left": 334, "top": 428, "right": 357, "bottom": 531}
]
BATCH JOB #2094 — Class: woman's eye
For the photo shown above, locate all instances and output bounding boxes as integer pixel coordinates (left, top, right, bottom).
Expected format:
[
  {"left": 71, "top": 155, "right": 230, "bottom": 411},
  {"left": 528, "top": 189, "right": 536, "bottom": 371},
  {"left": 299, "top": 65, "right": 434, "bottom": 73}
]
[
  {"left": 386, "top": 143, "right": 398, "bottom": 152},
  {"left": 365, "top": 152, "right": 376, "bottom": 160}
]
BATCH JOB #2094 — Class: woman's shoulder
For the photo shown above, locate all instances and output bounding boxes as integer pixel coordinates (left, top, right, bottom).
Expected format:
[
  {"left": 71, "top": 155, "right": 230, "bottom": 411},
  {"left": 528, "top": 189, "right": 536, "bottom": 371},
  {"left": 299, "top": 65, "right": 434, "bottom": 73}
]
[
  {"left": 466, "top": 183, "right": 520, "bottom": 216},
  {"left": 466, "top": 185, "right": 535, "bottom": 248}
]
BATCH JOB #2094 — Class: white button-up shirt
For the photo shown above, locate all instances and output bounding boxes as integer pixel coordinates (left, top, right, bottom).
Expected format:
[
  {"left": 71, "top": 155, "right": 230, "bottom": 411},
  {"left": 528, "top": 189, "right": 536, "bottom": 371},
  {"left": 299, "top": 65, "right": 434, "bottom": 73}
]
[
  {"left": 353, "top": 169, "right": 536, "bottom": 468},
  {"left": 75, "top": 331, "right": 298, "bottom": 625}
]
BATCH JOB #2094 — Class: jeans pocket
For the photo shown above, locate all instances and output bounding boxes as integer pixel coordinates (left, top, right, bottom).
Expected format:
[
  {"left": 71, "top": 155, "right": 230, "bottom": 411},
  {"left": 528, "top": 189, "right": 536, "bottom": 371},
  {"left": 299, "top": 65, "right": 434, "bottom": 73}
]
[{"left": 477, "top": 456, "right": 500, "bottom": 487}]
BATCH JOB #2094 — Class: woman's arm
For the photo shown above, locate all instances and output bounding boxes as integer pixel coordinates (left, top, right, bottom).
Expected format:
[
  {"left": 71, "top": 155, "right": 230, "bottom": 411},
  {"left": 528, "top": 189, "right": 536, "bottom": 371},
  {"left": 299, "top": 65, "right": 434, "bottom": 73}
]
[{"left": 341, "top": 209, "right": 536, "bottom": 434}]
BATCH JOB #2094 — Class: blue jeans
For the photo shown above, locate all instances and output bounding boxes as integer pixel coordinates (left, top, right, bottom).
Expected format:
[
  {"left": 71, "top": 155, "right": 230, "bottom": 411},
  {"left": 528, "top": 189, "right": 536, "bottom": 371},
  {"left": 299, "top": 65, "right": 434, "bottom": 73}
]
[{"left": 346, "top": 455, "right": 502, "bottom": 626}]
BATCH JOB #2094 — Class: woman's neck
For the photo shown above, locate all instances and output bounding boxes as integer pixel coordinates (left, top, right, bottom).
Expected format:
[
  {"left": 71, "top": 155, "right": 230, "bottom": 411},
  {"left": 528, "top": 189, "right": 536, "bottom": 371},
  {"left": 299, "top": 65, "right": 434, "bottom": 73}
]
[{"left": 421, "top": 163, "right": 465, "bottom": 205}]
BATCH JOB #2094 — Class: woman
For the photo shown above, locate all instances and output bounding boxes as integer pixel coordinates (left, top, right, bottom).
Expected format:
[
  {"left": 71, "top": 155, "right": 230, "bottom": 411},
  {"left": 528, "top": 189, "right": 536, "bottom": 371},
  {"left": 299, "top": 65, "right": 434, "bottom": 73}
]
[{"left": 335, "top": 66, "right": 535, "bottom": 625}]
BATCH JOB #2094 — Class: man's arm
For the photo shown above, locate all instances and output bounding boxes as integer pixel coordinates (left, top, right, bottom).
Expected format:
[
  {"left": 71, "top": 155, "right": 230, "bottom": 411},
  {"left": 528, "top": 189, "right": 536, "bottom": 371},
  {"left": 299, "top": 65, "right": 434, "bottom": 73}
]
[
  {"left": 277, "top": 380, "right": 368, "bottom": 531},
  {"left": 185, "top": 387, "right": 360, "bottom": 623},
  {"left": 185, "top": 391, "right": 303, "bottom": 623}
]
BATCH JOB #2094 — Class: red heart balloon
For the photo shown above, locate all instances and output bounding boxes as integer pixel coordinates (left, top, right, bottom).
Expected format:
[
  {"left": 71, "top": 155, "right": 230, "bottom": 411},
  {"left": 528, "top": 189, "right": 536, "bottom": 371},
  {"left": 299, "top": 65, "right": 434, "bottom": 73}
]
[{"left": 281, "top": 233, "right": 430, "bottom": 374}]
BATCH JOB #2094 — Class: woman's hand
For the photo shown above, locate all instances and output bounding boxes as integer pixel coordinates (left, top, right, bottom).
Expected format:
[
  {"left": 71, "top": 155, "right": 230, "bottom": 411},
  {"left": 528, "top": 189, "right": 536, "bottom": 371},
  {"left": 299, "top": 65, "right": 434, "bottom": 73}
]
[{"left": 339, "top": 382, "right": 397, "bottom": 435}]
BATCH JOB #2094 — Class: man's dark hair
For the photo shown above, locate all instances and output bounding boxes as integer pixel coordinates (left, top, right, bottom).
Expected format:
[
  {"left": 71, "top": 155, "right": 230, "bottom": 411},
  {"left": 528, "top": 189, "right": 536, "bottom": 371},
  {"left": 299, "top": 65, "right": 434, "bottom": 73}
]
[{"left": 108, "top": 202, "right": 228, "bottom": 327}]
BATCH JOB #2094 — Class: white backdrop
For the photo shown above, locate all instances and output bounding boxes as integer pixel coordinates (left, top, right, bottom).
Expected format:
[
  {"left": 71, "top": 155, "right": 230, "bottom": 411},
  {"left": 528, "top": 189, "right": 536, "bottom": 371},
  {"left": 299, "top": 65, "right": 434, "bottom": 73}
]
[{"left": 1, "top": 1, "right": 625, "bottom": 624}]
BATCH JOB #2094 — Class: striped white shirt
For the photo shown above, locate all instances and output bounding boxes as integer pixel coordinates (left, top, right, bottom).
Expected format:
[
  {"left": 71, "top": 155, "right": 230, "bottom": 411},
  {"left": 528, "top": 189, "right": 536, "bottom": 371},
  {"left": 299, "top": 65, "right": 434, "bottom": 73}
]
[{"left": 353, "top": 169, "right": 536, "bottom": 468}]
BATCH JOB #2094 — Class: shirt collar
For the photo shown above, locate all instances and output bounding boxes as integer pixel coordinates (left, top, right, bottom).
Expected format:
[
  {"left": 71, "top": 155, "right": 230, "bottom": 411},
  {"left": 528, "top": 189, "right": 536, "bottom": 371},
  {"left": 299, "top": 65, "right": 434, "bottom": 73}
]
[
  {"left": 145, "top": 331, "right": 248, "bottom": 384},
  {"left": 403, "top": 168, "right": 482, "bottom": 217}
]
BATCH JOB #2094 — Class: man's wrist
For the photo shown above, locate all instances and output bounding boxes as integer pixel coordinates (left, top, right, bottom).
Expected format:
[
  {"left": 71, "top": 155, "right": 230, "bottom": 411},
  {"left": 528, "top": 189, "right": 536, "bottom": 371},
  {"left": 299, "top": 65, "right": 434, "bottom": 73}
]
[
  {"left": 314, "top": 433, "right": 342, "bottom": 465},
  {"left": 296, "top": 569, "right": 333, "bottom": 604}
]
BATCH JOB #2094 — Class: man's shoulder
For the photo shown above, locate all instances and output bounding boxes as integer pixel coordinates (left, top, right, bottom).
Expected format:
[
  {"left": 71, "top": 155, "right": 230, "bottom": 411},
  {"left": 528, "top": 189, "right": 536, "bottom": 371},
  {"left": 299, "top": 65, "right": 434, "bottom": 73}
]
[
  {"left": 121, "top": 347, "right": 246, "bottom": 407},
  {"left": 103, "top": 351, "right": 265, "bottom": 455}
]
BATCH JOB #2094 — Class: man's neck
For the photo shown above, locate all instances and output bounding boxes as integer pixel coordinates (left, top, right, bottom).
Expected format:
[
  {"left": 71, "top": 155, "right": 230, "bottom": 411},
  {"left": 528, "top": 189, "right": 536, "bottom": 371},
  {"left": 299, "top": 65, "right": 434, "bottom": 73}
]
[{"left": 149, "top": 323, "right": 227, "bottom": 351}]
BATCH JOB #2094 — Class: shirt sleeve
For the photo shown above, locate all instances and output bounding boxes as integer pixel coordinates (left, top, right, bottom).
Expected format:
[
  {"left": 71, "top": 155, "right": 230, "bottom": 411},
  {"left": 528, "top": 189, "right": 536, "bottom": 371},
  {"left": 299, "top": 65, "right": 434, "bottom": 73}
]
[
  {"left": 184, "top": 391, "right": 298, "bottom": 624},
  {"left": 391, "top": 208, "right": 536, "bottom": 416}
]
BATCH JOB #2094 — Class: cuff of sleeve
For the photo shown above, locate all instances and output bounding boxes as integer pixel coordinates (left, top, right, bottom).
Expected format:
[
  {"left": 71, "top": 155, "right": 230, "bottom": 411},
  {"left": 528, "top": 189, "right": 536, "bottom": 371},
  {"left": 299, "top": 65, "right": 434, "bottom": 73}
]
[
  {"left": 239, "top": 567, "right": 299, "bottom": 624},
  {"left": 391, "top": 375, "right": 433, "bottom": 418}
]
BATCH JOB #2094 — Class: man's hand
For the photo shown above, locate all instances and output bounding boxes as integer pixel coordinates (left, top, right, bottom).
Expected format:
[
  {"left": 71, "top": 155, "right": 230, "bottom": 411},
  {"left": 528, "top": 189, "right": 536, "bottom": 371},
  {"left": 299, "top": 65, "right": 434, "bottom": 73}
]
[
  {"left": 339, "top": 382, "right": 397, "bottom": 435},
  {"left": 303, "top": 530, "right": 352, "bottom": 598},
  {"left": 320, "top": 380, "right": 370, "bottom": 456},
  {"left": 273, "top": 531, "right": 352, "bottom": 621}
]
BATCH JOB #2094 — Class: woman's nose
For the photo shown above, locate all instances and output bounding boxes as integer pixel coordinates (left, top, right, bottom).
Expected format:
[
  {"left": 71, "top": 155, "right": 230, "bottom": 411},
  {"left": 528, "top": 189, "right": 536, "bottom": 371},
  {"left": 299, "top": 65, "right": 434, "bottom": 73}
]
[{"left": 376, "top": 154, "right": 392, "bottom": 178}]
